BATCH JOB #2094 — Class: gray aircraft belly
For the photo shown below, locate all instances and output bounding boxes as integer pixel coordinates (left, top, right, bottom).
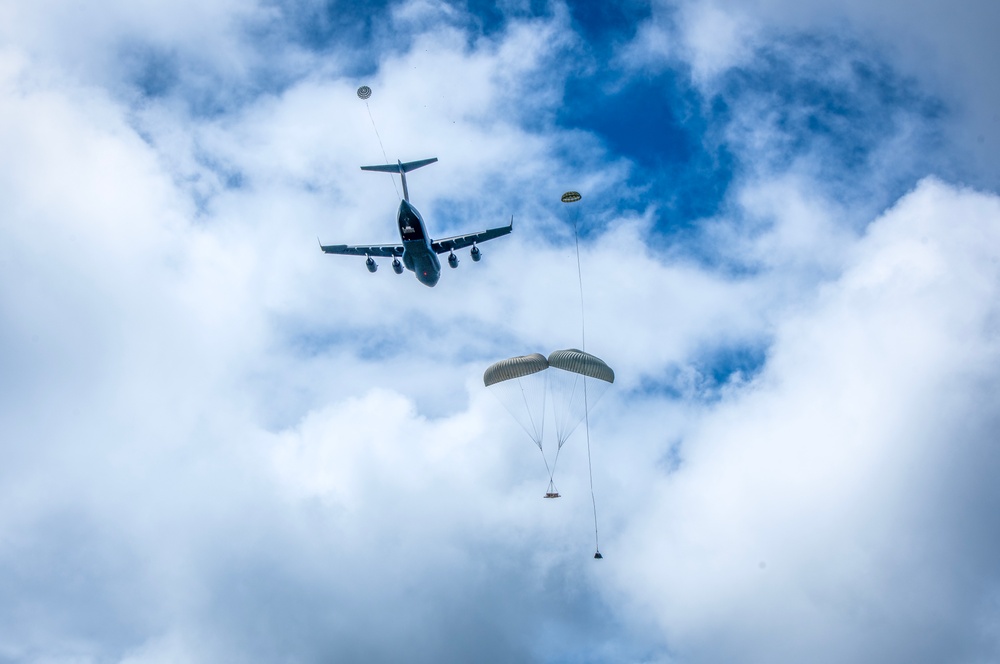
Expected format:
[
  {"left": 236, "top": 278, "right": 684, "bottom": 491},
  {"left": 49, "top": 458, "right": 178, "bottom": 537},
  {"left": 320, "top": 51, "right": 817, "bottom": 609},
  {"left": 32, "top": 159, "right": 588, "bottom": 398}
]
[{"left": 402, "top": 240, "right": 441, "bottom": 287}]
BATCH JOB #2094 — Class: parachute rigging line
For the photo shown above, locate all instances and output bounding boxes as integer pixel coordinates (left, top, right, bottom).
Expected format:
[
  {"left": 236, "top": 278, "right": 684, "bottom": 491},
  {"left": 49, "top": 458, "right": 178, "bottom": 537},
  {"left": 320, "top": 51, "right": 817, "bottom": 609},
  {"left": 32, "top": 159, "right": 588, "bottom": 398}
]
[
  {"left": 357, "top": 86, "right": 400, "bottom": 200},
  {"left": 516, "top": 371, "right": 559, "bottom": 495},
  {"left": 563, "top": 190, "right": 602, "bottom": 559},
  {"left": 517, "top": 379, "right": 545, "bottom": 450}
]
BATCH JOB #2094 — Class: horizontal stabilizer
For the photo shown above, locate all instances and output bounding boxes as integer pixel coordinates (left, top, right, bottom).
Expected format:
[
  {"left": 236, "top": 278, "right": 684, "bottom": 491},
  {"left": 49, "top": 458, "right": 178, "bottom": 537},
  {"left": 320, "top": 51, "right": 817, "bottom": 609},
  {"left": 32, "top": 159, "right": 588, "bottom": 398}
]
[{"left": 361, "top": 157, "right": 438, "bottom": 174}]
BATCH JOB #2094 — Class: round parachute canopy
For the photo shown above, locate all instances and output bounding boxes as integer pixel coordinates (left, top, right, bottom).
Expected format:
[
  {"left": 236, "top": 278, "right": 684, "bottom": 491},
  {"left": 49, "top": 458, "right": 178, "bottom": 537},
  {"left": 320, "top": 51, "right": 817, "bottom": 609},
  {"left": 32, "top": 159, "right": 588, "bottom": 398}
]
[
  {"left": 547, "top": 349, "right": 614, "bottom": 446},
  {"left": 561, "top": 191, "right": 582, "bottom": 203},
  {"left": 484, "top": 353, "right": 549, "bottom": 448},
  {"left": 547, "top": 349, "right": 614, "bottom": 383},
  {"left": 483, "top": 353, "right": 548, "bottom": 387},
  {"left": 357, "top": 85, "right": 372, "bottom": 100}
]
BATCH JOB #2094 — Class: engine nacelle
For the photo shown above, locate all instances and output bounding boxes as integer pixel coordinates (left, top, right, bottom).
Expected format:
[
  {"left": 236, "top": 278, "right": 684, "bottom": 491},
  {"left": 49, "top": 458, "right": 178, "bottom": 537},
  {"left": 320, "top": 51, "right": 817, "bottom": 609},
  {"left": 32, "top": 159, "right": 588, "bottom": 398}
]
[
  {"left": 391, "top": 258, "right": 403, "bottom": 274},
  {"left": 470, "top": 245, "right": 482, "bottom": 262},
  {"left": 365, "top": 256, "right": 377, "bottom": 273},
  {"left": 448, "top": 252, "right": 459, "bottom": 268}
]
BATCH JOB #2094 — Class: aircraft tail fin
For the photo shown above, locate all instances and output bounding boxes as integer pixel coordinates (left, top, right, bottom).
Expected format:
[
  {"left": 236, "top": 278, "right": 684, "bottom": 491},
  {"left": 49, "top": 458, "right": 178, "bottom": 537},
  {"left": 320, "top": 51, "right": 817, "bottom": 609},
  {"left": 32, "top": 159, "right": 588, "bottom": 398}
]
[
  {"left": 360, "top": 158, "right": 437, "bottom": 174},
  {"left": 361, "top": 158, "right": 437, "bottom": 201}
]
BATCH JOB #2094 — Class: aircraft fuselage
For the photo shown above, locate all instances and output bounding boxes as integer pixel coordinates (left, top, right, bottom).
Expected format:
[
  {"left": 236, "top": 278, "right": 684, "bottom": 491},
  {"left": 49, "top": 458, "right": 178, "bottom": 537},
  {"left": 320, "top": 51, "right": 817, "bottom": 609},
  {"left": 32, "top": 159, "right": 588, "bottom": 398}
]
[
  {"left": 319, "top": 157, "right": 512, "bottom": 286},
  {"left": 397, "top": 199, "right": 441, "bottom": 287}
]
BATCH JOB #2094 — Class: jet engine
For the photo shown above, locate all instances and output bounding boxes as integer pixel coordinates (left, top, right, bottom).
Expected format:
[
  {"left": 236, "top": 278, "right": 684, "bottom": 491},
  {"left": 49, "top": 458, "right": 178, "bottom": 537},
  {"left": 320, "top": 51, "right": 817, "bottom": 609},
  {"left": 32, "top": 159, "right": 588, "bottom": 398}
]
[
  {"left": 448, "top": 252, "right": 459, "bottom": 268},
  {"left": 391, "top": 258, "right": 403, "bottom": 274},
  {"left": 365, "top": 256, "right": 377, "bottom": 273},
  {"left": 470, "top": 245, "right": 482, "bottom": 262}
]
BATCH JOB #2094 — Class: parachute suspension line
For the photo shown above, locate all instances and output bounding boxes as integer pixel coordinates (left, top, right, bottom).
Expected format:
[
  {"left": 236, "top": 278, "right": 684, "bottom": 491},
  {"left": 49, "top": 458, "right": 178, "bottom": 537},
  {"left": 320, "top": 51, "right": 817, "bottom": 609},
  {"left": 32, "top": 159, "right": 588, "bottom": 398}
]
[
  {"left": 572, "top": 210, "right": 587, "bottom": 353},
  {"left": 583, "top": 374, "right": 601, "bottom": 557},
  {"left": 563, "top": 190, "right": 602, "bottom": 559},
  {"left": 357, "top": 86, "right": 400, "bottom": 200},
  {"left": 365, "top": 102, "right": 395, "bottom": 193},
  {"left": 522, "top": 379, "right": 558, "bottom": 494},
  {"left": 539, "top": 446, "right": 555, "bottom": 487},
  {"left": 517, "top": 379, "right": 544, "bottom": 452},
  {"left": 364, "top": 103, "right": 400, "bottom": 200}
]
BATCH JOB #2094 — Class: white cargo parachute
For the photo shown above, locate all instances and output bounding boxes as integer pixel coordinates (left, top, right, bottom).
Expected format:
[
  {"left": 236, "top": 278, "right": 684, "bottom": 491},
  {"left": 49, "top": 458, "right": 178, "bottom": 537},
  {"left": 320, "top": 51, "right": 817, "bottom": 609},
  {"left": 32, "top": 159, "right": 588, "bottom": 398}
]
[
  {"left": 483, "top": 353, "right": 549, "bottom": 449},
  {"left": 484, "top": 191, "right": 610, "bottom": 559},
  {"left": 484, "top": 349, "right": 613, "bottom": 498},
  {"left": 547, "top": 349, "right": 614, "bottom": 449}
]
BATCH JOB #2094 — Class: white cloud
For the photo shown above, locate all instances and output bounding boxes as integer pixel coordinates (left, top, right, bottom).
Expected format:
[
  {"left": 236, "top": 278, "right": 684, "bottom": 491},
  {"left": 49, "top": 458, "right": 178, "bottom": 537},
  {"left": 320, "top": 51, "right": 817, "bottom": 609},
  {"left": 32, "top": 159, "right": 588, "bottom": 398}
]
[
  {"left": 637, "top": 0, "right": 1000, "bottom": 187},
  {"left": 0, "top": 7, "right": 640, "bottom": 660},
  {"left": 678, "top": 1, "right": 759, "bottom": 84},
  {"left": 609, "top": 178, "right": 1000, "bottom": 662},
  {"left": 0, "top": 0, "right": 266, "bottom": 90},
  {"left": 3, "top": 0, "right": 1000, "bottom": 661}
]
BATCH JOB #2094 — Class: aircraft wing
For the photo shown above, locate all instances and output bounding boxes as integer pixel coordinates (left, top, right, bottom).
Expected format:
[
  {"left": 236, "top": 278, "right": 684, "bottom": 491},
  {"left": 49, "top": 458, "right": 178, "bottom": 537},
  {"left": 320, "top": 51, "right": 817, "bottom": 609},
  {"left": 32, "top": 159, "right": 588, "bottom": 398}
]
[
  {"left": 319, "top": 242, "right": 403, "bottom": 257},
  {"left": 430, "top": 217, "right": 513, "bottom": 254}
]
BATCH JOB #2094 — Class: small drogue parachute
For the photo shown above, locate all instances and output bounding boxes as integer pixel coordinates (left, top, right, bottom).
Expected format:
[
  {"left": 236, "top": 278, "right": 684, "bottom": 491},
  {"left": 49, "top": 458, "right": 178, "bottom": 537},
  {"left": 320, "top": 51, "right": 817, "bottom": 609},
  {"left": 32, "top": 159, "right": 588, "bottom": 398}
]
[
  {"left": 484, "top": 349, "right": 614, "bottom": 497},
  {"left": 357, "top": 85, "right": 372, "bottom": 100}
]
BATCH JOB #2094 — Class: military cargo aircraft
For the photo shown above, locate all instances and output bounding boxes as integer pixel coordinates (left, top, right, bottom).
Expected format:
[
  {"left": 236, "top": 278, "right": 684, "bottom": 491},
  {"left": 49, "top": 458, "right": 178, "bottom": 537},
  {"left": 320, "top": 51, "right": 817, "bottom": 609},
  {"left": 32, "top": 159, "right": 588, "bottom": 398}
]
[{"left": 320, "top": 158, "right": 512, "bottom": 287}]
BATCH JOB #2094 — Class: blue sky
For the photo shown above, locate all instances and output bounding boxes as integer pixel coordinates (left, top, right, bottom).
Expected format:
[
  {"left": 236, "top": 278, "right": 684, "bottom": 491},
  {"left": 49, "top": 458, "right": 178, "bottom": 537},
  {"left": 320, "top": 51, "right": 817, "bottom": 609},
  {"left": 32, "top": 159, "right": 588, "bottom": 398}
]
[{"left": 2, "top": 1, "right": 1000, "bottom": 662}]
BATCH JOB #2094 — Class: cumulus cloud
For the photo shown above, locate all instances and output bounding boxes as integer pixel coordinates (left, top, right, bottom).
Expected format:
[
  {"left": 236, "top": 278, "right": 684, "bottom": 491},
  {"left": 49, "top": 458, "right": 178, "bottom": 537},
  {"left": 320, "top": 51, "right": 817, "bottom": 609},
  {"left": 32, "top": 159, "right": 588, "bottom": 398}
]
[
  {"left": 0, "top": 7, "right": 638, "bottom": 661},
  {"left": 636, "top": 0, "right": 1000, "bottom": 188},
  {"left": 1, "top": 0, "right": 999, "bottom": 662},
  {"left": 610, "top": 178, "right": 1000, "bottom": 663}
]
